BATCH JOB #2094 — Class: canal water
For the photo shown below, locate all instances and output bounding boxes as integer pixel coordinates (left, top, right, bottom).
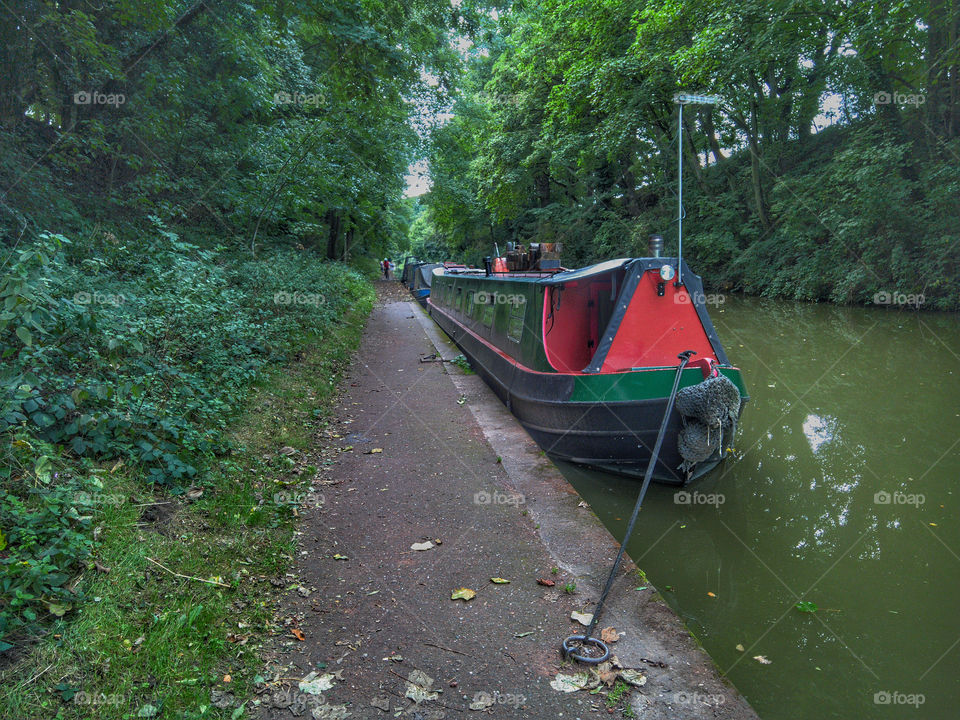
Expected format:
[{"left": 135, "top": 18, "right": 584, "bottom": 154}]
[{"left": 557, "top": 295, "right": 960, "bottom": 720}]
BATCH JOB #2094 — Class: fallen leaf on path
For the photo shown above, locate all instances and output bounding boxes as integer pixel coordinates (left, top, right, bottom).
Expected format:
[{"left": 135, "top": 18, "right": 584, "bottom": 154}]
[
  {"left": 279, "top": 446, "right": 296, "bottom": 456},
  {"left": 578, "top": 500, "right": 589, "bottom": 508},
  {"left": 600, "top": 627, "right": 620, "bottom": 643},
  {"left": 370, "top": 696, "right": 391, "bottom": 712},
  {"left": 550, "top": 672, "right": 597, "bottom": 693},
  {"left": 515, "top": 631, "right": 534, "bottom": 638},
  {"left": 291, "top": 629, "right": 305, "bottom": 641},
  {"left": 537, "top": 578, "right": 555, "bottom": 587},
  {"left": 735, "top": 644, "right": 745, "bottom": 652},
  {"left": 210, "top": 689, "right": 234, "bottom": 709},
  {"left": 332, "top": 554, "right": 349, "bottom": 561},
  {"left": 95, "top": 559, "right": 111, "bottom": 574},
  {"left": 707, "top": 591, "right": 717, "bottom": 597},
  {"left": 299, "top": 671, "right": 336, "bottom": 694},
  {"left": 597, "top": 666, "right": 618, "bottom": 686},
  {"left": 753, "top": 655, "right": 772, "bottom": 664},
  {"left": 366, "top": 448, "right": 383, "bottom": 454},
  {"left": 619, "top": 669, "right": 647, "bottom": 687},
  {"left": 186, "top": 487, "right": 203, "bottom": 500},
  {"left": 311, "top": 702, "right": 349, "bottom": 719},
  {"left": 410, "top": 541, "right": 434, "bottom": 551},
  {"left": 490, "top": 577, "right": 510, "bottom": 584},
  {"left": 405, "top": 670, "right": 438, "bottom": 703},
  {"left": 570, "top": 611, "right": 594, "bottom": 626},
  {"left": 451, "top": 588, "right": 476, "bottom": 601},
  {"left": 469, "top": 692, "right": 495, "bottom": 710}
]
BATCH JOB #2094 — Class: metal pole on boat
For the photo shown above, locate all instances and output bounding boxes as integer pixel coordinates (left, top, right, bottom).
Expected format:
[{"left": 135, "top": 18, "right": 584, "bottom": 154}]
[
  {"left": 677, "top": 100, "right": 683, "bottom": 286},
  {"left": 562, "top": 350, "right": 697, "bottom": 664},
  {"left": 673, "top": 94, "right": 719, "bottom": 287}
]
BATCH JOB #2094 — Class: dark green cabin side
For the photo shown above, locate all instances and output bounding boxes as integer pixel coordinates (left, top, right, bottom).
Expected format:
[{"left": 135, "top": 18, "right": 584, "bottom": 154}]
[{"left": 430, "top": 272, "right": 555, "bottom": 372}]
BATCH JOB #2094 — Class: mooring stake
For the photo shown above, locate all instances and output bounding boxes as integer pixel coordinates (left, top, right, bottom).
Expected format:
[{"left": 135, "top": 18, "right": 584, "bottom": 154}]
[{"left": 562, "top": 350, "right": 696, "bottom": 664}]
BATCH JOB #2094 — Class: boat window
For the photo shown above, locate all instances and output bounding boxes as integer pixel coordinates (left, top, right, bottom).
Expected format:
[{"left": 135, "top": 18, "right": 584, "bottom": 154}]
[
  {"left": 507, "top": 300, "right": 525, "bottom": 343},
  {"left": 466, "top": 287, "right": 475, "bottom": 317},
  {"left": 455, "top": 285, "right": 463, "bottom": 312},
  {"left": 481, "top": 301, "right": 494, "bottom": 327}
]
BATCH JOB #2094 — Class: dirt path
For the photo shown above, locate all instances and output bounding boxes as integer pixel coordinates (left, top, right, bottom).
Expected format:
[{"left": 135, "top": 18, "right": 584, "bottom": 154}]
[{"left": 256, "top": 281, "right": 758, "bottom": 719}]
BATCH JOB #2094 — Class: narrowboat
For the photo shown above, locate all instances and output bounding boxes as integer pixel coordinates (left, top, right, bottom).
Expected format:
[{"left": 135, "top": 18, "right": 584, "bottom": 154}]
[
  {"left": 410, "top": 263, "right": 442, "bottom": 304},
  {"left": 400, "top": 258, "right": 419, "bottom": 286},
  {"left": 427, "top": 246, "right": 748, "bottom": 484}
]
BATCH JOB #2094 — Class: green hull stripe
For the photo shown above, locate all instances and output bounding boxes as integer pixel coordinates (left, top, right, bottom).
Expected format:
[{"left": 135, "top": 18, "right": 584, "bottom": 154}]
[{"left": 569, "top": 367, "right": 748, "bottom": 403}]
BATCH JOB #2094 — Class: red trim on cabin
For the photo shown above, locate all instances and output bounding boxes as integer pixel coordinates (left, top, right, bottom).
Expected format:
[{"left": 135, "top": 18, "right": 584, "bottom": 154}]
[{"left": 428, "top": 299, "right": 603, "bottom": 378}]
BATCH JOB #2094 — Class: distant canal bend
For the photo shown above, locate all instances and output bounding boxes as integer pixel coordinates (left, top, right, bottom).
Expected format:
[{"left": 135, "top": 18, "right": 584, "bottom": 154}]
[{"left": 558, "top": 295, "right": 960, "bottom": 720}]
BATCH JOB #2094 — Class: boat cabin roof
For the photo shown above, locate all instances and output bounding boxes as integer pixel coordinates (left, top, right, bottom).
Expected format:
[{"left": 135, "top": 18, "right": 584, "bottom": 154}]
[{"left": 539, "top": 258, "right": 631, "bottom": 285}]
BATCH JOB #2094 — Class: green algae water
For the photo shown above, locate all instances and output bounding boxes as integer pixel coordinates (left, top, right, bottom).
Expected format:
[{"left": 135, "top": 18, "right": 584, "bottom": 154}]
[{"left": 557, "top": 295, "right": 960, "bottom": 720}]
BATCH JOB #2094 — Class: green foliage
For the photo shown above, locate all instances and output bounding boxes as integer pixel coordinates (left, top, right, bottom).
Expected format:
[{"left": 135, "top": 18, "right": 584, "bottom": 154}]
[
  {"left": 0, "top": 433, "right": 98, "bottom": 643},
  {"left": 419, "top": 0, "right": 960, "bottom": 309},
  {"left": 0, "top": 221, "right": 371, "bottom": 646},
  {"left": 0, "top": 0, "right": 461, "bottom": 261}
]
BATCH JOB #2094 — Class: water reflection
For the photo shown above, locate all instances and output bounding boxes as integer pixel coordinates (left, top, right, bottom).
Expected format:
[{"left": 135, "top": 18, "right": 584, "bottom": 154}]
[{"left": 801, "top": 413, "right": 834, "bottom": 454}]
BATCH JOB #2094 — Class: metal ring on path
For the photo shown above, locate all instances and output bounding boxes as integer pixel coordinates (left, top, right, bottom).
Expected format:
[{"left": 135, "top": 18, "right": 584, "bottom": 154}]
[{"left": 562, "top": 635, "right": 610, "bottom": 664}]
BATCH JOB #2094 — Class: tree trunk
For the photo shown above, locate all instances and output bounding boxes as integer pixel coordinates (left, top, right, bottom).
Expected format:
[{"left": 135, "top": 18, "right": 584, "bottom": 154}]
[
  {"left": 748, "top": 98, "right": 772, "bottom": 231},
  {"left": 326, "top": 209, "right": 341, "bottom": 260},
  {"left": 682, "top": 114, "right": 707, "bottom": 193},
  {"left": 618, "top": 153, "right": 642, "bottom": 218},
  {"left": 533, "top": 167, "right": 551, "bottom": 209},
  {"left": 926, "top": 0, "right": 960, "bottom": 138}
]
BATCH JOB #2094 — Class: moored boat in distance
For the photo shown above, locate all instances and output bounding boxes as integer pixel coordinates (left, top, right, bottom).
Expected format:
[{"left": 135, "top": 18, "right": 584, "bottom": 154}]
[
  {"left": 404, "top": 261, "right": 464, "bottom": 306},
  {"left": 427, "top": 241, "right": 748, "bottom": 484}
]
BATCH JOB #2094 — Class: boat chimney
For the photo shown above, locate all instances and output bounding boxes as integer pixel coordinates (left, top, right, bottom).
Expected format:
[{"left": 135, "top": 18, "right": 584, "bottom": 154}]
[
  {"left": 483, "top": 256, "right": 493, "bottom": 276},
  {"left": 648, "top": 234, "right": 664, "bottom": 258}
]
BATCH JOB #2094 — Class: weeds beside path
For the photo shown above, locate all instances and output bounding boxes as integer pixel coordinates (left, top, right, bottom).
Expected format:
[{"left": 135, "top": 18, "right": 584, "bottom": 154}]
[{"left": 0, "top": 258, "right": 374, "bottom": 720}]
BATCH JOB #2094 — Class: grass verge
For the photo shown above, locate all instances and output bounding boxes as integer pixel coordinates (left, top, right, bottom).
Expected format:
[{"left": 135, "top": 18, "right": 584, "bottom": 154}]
[{"left": 0, "top": 290, "right": 374, "bottom": 720}]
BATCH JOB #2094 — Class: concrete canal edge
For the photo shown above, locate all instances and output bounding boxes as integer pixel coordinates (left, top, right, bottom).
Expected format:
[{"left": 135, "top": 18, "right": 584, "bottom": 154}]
[{"left": 412, "top": 299, "right": 760, "bottom": 719}]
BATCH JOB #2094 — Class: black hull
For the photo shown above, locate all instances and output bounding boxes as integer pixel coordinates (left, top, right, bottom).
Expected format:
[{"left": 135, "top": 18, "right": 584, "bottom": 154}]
[{"left": 429, "top": 304, "right": 725, "bottom": 485}]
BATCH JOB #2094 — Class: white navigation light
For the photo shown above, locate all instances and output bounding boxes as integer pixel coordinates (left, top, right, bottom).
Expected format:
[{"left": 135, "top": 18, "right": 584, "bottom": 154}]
[
  {"left": 673, "top": 94, "right": 720, "bottom": 105},
  {"left": 659, "top": 264, "right": 676, "bottom": 281}
]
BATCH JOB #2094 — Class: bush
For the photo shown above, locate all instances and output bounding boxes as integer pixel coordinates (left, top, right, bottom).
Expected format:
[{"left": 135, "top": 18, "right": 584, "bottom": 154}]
[{"left": 0, "top": 222, "right": 372, "bottom": 646}]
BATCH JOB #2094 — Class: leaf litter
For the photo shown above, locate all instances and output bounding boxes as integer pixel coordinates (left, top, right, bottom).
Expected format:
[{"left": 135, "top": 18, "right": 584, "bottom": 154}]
[{"left": 551, "top": 657, "right": 647, "bottom": 694}]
